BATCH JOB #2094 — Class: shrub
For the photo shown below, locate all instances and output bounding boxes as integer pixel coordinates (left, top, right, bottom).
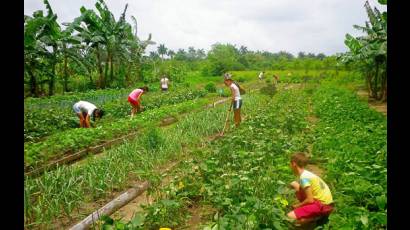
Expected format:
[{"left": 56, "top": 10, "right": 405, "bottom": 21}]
[
  {"left": 237, "top": 77, "right": 246, "bottom": 83},
  {"left": 204, "top": 83, "right": 217, "bottom": 93},
  {"left": 141, "top": 127, "right": 165, "bottom": 151}
]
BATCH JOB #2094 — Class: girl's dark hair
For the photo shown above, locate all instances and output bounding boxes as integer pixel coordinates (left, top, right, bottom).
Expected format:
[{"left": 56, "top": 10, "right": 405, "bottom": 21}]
[
  {"left": 140, "top": 86, "right": 149, "bottom": 92},
  {"left": 92, "top": 109, "right": 104, "bottom": 121}
]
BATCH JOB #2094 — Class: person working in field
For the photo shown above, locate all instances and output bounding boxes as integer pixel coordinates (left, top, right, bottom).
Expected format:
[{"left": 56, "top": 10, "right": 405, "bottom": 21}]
[
  {"left": 258, "top": 71, "right": 265, "bottom": 81},
  {"left": 160, "top": 75, "right": 170, "bottom": 92},
  {"left": 273, "top": 74, "right": 279, "bottom": 85},
  {"left": 73, "top": 101, "right": 104, "bottom": 128},
  {"left": 128, "top": 86, "right": 149, "bottom": 118},
  {"left": 224, "top": 73, "right": 242, "bottom": 127},
  {"left": 287, "top": 152, "right": 334, "bottom": 225}
]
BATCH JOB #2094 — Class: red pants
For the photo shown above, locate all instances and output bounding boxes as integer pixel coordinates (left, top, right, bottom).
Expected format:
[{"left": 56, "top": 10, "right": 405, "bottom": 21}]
[{"left": 293, "top": 190, "right": 333, "bottom": 219}]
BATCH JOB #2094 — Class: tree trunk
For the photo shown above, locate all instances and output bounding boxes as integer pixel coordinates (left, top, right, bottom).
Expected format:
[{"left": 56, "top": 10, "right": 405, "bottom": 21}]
[
  {"left": 372, "top": 63, "right": 379, "bottom": 99},
  {"left": 63, "top": 49, "right": 69, "bottom": 93},
  {"left": 380, "top": 71, "right": 387, "bottom": 102},
  {"left": 125, "top": 63, "right": 131, "bottom": 87},
  {"left": 104, "top": 50, "right": 110, "bottom": 88},
  {"left": 96, "top": 45, "right": 104, "bottom": 89},
  {"left": 48, "top": 45, "right": 59, "bottom": 96},
  {"left": 366, "top": 74, "right": 372, "bottom": 98},
  {"left": 28, "top": 67, "right": 39, "bottom": 97},
  {"left": 70, "top": 181, "right": 150, "bottom": 230},
  {"left": 109, "top": 54, "right": 114, "bottom": 84},
  {"left": 49, "top": 64, "right": 56, "bottom": 96}
]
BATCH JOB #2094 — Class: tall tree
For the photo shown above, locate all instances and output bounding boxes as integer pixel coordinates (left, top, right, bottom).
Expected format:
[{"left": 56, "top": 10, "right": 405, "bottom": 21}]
[
  {"left": 157, "top": 44, "right": 168, "bottom": 60},
  {"left": 167, "top": 49, "right": 175, "bottom": 59}
]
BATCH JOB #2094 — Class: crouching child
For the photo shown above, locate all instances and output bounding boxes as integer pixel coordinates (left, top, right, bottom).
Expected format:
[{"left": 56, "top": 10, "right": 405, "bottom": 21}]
[{"left": 287, "top": 152, "right": 334, "bottom": 225}]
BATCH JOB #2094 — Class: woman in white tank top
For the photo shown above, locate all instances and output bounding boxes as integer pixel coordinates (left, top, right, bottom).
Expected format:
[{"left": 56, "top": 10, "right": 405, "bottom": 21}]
[{"left": 223, "top": 73, "right": 242, "bottom": 127}]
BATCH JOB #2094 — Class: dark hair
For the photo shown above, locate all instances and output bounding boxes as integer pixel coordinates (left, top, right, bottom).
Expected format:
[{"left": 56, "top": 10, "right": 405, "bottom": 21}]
[
  {"left": 140, "top": 86, "right": 149, "bottom": 92},
  {"left": 92, "top": 109, "right": 104, "bottom": 121},
  {"left": 290, "top": 152, "right": 309, "bottom": 167}
]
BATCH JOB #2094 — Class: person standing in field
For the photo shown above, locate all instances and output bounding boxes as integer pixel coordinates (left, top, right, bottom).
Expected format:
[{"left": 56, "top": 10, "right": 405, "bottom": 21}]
[
  {"left": 160, "top": 75, "right": 170, "bottom": 92},
  {"left": 72, "top": 101, "right": 104, "bottom": 128},
  {"left": 224, "top": 73, "right": 242, "bottom": 127},
  {"left": 273, "top": 74, "right": 279, "bottom": 85},
  {"left": 128, "top": 86, "right": 149, "bottom": 118},
  {"left": 258, "top": 71, "right": 265, "bottom": 81},
  {"left": 287, "top": 152, "right": 334, "bottom": 226}
]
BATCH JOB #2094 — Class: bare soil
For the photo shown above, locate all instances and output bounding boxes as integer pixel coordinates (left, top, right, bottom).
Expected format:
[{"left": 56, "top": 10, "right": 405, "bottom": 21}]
[
  {"left": 183, "top": 204, "right": 217, "bottom": 230},
  {"left": 357, "top": 89, "right": 387, "bottom": 116}
]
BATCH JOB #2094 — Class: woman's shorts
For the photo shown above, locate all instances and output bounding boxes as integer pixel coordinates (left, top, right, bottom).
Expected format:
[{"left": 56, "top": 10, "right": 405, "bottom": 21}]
[
  {"left": 128, "top": 96, "right": 140, "bottom": 106},
  {"left": 73, "top": 103, "right": 82, "bottom": 114},
  {"left": 233, "top": 99, "right": 242, "bottom": 110}
]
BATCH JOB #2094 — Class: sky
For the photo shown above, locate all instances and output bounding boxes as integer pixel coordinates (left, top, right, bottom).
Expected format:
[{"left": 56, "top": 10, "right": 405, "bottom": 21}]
[{"left": 24, "top": 0, "right": 387, "bottom": 56}]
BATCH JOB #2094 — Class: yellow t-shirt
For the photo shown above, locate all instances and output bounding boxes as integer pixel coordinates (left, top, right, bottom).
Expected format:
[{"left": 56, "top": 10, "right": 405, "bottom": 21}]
[{"left": 300, "top": 169, "right": 333, "bottom": 205}]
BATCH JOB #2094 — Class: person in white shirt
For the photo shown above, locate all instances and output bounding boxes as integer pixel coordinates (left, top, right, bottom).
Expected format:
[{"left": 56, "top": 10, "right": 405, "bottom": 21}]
[
  {"left": 224, "top": 73, "right": 242, "bottom": 127},
  {"left": 72, "top": 101, "right": 104, "bottom": 128},
  {"left": 258, "top": 71, "right": 265, "bottom": 80},
  {"left": 160, "top": 76, "right": 170, "bottom": 92}
]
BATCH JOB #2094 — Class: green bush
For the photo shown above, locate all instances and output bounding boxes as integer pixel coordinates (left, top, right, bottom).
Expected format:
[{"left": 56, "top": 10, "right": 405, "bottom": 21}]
[
  {"left": 141, "top": 127, "right": 165, "bottom": 151},
  {"left": 204, "top": 83, "right": 217, "bottom": 93}
]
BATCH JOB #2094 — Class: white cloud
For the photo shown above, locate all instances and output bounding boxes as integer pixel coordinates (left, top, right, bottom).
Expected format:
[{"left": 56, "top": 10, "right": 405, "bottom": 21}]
[{"left": 24, "top": 0, "right": 386, "bottom": 56}]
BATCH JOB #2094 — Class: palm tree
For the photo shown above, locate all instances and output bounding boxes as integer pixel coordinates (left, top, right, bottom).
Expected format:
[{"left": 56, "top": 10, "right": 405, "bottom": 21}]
[
  {"left": 187, "top": 46, "right": 196, "bottom": 60},
  {"left": 175, "top": 49, "right": 187, "bottom": 61},
  {"left": 157, "top": 44, "right": 168, "bottom": 60},
  {"left": 298, "top": 52, "right": 306, "bottom": 59},
  {"left": 196, "top": 49, "right": 206, "bottom": 59},
  {"left": 239, "top": 46, "right": 248, "bottom": 55},
  {"left": 167, "top": 49, "right": 175, "bottom": 59}
]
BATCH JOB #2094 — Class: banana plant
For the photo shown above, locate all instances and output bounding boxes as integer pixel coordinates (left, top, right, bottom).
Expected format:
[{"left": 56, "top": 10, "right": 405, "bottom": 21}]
[{"left": 339, "top": 1, "right": 387, "bottom": 101}]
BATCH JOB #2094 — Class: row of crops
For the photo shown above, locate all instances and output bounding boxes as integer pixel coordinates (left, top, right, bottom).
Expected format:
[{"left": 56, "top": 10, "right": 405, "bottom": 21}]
[
  {"left": 24, "top": 79, "right": 268, "bottom": 169},
  {"left": 98, "top": 82, "right": 386, "bottom": 229},
  {"left": 24, "top": 96, "right": 210, "bottom": 168},
  {"left": 24, "top": 87, "right": 207, "bottom": 142},
  {"left": 24, "top": 90, "right": 268, "bottom": 229}
]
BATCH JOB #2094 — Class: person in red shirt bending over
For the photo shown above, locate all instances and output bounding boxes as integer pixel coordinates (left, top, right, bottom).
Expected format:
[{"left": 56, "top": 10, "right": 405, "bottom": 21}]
[{"left": 128, "top": 86, "right": 149, "bottom": 118}]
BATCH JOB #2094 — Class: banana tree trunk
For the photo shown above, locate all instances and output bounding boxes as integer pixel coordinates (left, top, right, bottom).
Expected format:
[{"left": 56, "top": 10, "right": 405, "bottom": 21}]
[
  {"left": 28, "top": 67, "right": 39, "bottom": 97},
  {"left": 48, "top": 63, "right": 56, "bottom": 96},
  {"left": 48, "top": 45, "right": 59, "bottom": 96},
  {"left": 63, "top": 49, "right": 69, "bottom": 93},
  {"left": 104, "top": 50, "right": 110, "bottom": 88},
  {"left": 125, "top": 63, "right": 131, "bottom": 86},
  {"left": 109, "top": 54, "right": 114, "bottom": 84},
  {"left": 380, "top": 71, "right": 387, "bottom": 102},
  {"left": 372, "top": 64, "right": 379, "bottom": 99},
  {"left": 96, "top": 45, "right": 104, "bottom": 89},
  {"left": 365, "top": 73, "right": 372, "bottom": 98}
]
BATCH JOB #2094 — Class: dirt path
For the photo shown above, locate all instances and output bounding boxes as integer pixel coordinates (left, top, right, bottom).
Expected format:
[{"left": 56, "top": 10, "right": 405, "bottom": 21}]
[{"left": 357, "top": 89, "right": 387, "bottom": 116}]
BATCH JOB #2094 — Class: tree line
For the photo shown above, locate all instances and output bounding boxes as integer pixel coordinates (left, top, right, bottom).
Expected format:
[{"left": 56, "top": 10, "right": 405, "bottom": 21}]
[{"left": 25, "top": 0, "right": 342, "bottom": 98}]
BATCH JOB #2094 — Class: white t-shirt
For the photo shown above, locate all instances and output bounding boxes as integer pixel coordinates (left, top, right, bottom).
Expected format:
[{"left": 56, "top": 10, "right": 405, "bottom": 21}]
[
  {"left": 229, "top": 83, "right": 241, "bottom": 101},
  {"left": 160, "top": 78, "right": 169, "bottom": 88},
  {"left": 73, "top": 101, "right": 97, "bottom": 116},
  {"left": 258, "top": 72, "right": 264, "bottom": 79}
]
